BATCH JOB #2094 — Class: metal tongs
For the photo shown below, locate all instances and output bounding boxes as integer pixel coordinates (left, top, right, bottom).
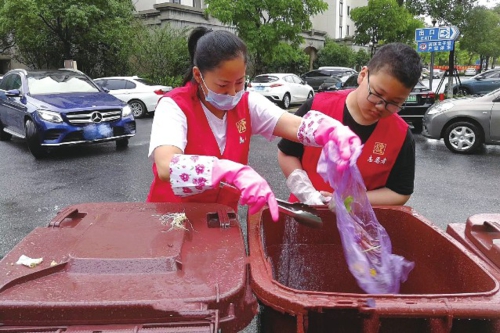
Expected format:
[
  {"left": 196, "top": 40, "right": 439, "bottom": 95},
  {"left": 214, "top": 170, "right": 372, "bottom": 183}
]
[{"left": 276, "top": 198, "right": 323, "bottom": 229}]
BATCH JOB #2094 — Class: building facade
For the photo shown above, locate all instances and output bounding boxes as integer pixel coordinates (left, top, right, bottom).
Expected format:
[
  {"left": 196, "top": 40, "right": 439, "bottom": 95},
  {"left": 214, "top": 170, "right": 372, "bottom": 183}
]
[{"left": 133, "top": 0, "right": 367, "bottom": 69}]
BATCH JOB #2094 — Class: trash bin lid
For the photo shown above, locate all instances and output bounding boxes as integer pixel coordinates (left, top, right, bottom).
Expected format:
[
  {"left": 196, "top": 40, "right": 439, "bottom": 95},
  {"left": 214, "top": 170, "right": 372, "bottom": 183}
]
[
  {"left": 0, "top": 202, "right": 255, "bottom": 331},
  {"left": 464, "top": 213, "right": 500, "bottom": 270}
]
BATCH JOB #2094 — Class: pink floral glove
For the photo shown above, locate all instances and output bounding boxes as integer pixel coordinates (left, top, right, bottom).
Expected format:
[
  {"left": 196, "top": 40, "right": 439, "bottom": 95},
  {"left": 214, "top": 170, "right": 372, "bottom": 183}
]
[
  {"left": 297, "top": 110, "right": 361, "bottom": 171},
  {"left": 169, "top": 155, "right": 279, "bottom": 221}
]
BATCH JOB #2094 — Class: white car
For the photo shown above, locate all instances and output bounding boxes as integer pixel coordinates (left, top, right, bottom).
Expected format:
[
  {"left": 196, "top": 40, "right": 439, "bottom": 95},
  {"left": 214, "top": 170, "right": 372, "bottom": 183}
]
[
  {"left": 94, "top": 76, "right": 172, "bottom": 118},
  {"left": 247, "top": 73, "right": 314, "bottom": 109},
  {"left": 464, "top": 68, "right": 477, "bottom": 76},
  {"left": 431, "top": 69, "right": 444, "bottom": 78}
]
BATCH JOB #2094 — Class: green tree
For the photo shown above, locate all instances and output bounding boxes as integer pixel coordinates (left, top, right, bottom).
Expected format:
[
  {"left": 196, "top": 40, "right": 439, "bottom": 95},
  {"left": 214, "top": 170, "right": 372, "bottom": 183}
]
[
  {"left": 354, "top": 49, "right": 371, "bottom": 70},
  {"left": 350, "top": 0, "right": 424, "bottom": 55},
  {"left": 264, "top": 42, "right": 309, "bottom": 75},
  {"left": 403, "top": 0, "right": 477, "bottom": 28},
  {"left": 0, "top": 0, "right": 136, "bottom": 77},
  {"left": 315, "top": 38, "right": 356, "bottom": 68},
  {"left": 204, "top": 0, "right": 328, "bottom": 75},
  {"left": 460, "top": 7, "right": 500, "bottom": 70},
  {"left": 129, "top": 24, "right": 190, "bottom": 87}
]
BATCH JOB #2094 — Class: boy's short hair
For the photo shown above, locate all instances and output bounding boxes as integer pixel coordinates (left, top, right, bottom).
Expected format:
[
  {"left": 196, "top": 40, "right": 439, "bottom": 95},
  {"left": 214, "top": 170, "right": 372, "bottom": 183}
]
[{"left": 367, "top": 43, "right": 423, "bottom": 89}]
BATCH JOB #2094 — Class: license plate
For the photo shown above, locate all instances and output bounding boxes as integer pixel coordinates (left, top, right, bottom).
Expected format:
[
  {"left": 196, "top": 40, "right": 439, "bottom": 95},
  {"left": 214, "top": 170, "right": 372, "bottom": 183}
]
[
  {"left": 406, "top": 95, "right": 417, "bottom": 103},
  {"left": 255, "top": 86, "right": 265, "bottom": 91}
]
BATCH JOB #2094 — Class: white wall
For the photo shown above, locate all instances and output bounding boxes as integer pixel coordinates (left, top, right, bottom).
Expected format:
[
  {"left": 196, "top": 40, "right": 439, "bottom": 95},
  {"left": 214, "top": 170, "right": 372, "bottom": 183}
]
[
  {"left": 311, "top": 0, "right": 366, "bottom": 39},
  {"left": 133, "top": 0, "right": 156, "bottom": 12},
  {"left": 134, "top": 0, "right": 205, "bottom": 11}
]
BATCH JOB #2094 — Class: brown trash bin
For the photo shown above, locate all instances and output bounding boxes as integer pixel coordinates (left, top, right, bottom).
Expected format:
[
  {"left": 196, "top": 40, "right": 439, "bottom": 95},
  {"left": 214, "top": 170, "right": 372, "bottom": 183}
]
[
  {"left": 0, "top": 202, "right": 257, "bottom": 333},
  {"left": 248, "top": 206, "right": 500, "bottom": 333},
  {"left": 447, "top": 213, "right": 500, "bottom": 278}
]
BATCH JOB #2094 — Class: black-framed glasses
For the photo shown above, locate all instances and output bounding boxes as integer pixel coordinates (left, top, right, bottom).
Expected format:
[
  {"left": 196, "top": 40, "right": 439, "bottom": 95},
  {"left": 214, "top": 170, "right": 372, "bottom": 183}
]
[{"left": 366, "top": 71, "right": 404, "bottom": 114}]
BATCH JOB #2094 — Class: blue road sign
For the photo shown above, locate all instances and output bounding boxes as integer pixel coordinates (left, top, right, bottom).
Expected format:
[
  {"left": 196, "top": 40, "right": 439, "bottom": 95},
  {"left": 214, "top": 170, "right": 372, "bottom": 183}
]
[
  {"left": 415, "top": 26, "right": 460, "bottom": 42},
  {"left": 417, "top": 40, "right": 454, "bottom": 53}
]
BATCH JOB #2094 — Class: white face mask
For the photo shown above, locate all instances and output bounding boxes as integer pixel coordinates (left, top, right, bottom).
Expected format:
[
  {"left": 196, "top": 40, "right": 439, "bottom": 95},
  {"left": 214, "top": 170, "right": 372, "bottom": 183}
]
[{"left": 200, "top": 74, "right": 244, "bottom": 111}]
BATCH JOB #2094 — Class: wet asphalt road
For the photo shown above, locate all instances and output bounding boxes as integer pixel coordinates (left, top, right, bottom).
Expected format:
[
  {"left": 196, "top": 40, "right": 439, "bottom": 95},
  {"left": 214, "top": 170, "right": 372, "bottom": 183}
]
[
  {"left": 0, "top": 115, "right": 499, "bottom": 331},
  {"left": 1, "top": 113, "right": 500, "bottom": 256}
]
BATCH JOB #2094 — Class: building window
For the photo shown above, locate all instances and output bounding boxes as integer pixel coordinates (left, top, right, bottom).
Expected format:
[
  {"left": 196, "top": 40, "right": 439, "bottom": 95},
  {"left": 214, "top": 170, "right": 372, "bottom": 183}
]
[
  {"left": 339, "top": 1, "right": 343, "bottom": 17},
  {"left": 347, "top": 25, "right": 350, "bottom": 36},
  {"left": 347, "top": 6, "right": 350, "bottom": 15},
  {"left": 172, "top": 0, "right": 181, "bottom": 4},
  {"left": 339, "top": 26, "right": 343, "bottom": 38},
  {"left": 193, "top": 0, "right": 201, "bottom": 7}
]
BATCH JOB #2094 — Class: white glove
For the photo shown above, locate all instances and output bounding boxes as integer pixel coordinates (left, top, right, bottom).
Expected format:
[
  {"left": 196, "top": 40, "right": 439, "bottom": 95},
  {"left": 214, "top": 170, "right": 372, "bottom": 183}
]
[{"left": 286, "top": 169, "right": 329, "bottom": 205}]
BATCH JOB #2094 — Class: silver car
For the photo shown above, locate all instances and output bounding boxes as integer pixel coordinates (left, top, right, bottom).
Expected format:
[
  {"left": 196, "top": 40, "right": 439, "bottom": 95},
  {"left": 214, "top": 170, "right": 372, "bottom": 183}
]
[{"left": 422, "top": 88, "right": 500, "bottom": 154}]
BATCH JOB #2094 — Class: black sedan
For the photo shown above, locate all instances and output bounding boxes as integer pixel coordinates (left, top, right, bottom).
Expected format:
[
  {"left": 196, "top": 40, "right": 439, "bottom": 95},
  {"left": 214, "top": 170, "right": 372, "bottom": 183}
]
[{"left": 319, "top": 74, "right": 436, "bottom": 132}]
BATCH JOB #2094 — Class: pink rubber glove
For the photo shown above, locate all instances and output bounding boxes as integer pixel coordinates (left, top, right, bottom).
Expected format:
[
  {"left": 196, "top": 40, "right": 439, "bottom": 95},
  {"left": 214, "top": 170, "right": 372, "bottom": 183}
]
[
  {"left": 169, "top": 154, "right": 279, "bottom": 221},
  {"left": 297, "top": 111, "right": 361, "bottom": 171},
  {"left": 212, "top": 159, "right": 279, "bottom": 221}
]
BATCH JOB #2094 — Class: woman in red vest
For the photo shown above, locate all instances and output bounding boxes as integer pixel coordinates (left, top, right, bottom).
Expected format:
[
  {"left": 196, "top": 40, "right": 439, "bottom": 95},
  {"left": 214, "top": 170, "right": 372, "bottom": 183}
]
[
  {"left": 147, "top": 27, "right": 361, "bottom": 221},
  {"left": 278, "top": 43, "right": 422, "bottom": 207}
]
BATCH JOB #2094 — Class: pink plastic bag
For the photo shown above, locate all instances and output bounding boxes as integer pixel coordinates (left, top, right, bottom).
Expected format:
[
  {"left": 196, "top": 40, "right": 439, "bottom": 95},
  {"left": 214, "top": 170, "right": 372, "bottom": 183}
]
[{"left": 318, "top": 142, "right": 414, "bottom": 294}]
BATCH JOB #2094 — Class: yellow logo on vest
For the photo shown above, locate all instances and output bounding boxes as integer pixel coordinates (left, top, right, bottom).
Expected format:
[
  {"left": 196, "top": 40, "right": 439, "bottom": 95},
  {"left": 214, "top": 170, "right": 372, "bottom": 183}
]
[
  {"left": 368, "top": 142, "right": 388, "bottom": 165},
  {"left": 373, "top": 142, "right": 387, "bottom": 155},
  {"left": 236, "top": 119, "right": 246, "bottom": 134}
]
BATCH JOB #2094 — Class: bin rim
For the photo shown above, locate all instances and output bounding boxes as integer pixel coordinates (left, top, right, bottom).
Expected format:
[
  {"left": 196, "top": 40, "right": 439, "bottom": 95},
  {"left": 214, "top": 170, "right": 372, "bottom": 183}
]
[{"left": 248, "top": 206, "right": 500, "bottom": 318}]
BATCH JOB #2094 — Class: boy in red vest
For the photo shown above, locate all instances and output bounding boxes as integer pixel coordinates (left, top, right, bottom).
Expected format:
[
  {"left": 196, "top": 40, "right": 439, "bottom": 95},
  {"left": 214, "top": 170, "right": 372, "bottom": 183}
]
[
  {"left": 278, "top": 43, "right": 422, "bottom": 206},
  {"left": 147, "top": 27, "right": 362, "bottom": 221}
]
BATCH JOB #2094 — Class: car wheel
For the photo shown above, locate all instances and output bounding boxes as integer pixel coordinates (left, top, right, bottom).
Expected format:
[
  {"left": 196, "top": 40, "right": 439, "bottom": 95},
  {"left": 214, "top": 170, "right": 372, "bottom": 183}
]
[
  {"left": 25, "top": 119, "right": 47, "bottom": 159},
  {"left": 280, "top": 93, "right": 290, "bottom": 109},
  {"left": 307, "top": 91, "right": 314, "bottom": 100},
  {"left": 0, "top": 122, "right": 12, "bottom": 141},
  {"left": 129, "top": 100, "right": 147, "bottom": 118},
  {"left": 456, "top": 87, "right": 470, "bottom": 96},
  {"left": 411, "top": 121, "right": 423, "bottom": 133},
  {"left": 116, "top": 138, "right": 129, "bottom": 150},
  {"left": 444, "top": 121, "right": 483, "bottom": 154}
]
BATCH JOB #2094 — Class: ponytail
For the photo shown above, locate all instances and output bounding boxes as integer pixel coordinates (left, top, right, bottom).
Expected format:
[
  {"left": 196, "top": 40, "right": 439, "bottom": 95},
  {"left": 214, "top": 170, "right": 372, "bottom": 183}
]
[
  {"left": 181, "top": 26, "right": 247, "bottom": 87},
  {"left": 182, "top": 27, "right": 213, "bottom": 86}
]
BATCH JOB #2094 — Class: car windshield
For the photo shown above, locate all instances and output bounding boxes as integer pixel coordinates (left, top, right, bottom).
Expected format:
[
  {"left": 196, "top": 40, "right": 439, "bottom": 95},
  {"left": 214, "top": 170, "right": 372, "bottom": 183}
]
[
  {"left": 253, "top": 75, "right": 279, "bottom": 83},
  {"left": 27, "top": 72, "right": 99, "bottom": 94},
  {"left": 414, "top": 81, "right": 427, "bottom": 89},
  {"left": 473, "top": 69, "right": 500, "bottom": 80},
  {"left": 134, "top": 78, "right": 160, "bottom": 86},
  {"left": 328, "top": 70, "right": 347, "bottom": 76}
]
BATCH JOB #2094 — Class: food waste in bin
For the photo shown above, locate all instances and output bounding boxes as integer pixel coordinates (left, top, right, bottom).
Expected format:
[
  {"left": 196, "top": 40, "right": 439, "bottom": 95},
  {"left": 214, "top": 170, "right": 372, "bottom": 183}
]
[
  {"left": 317, "top": 144, "right": 414, "bottom": 294},
  {"left": 250, "top": 203, "right": 500, "bottom": 332}
]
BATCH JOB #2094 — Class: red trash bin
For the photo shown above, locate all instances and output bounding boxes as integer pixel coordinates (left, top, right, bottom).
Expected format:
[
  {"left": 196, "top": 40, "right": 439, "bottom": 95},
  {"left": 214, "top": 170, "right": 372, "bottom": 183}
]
[
  {"left": 248, "top": 206, "right": 500, "bottom": 333},
  {"left": 0, "top": 202, "right": 257, "bottom": 332}
]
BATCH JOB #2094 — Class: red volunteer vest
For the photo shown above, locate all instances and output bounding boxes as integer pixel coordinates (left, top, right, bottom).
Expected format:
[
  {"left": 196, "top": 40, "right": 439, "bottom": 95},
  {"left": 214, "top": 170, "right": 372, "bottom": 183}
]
[
  {"left": 147, "top": 82, "right": 252, "bottom": 210},
  {"left": 289, "top": 90, "right": 408, "bottom": 202}
]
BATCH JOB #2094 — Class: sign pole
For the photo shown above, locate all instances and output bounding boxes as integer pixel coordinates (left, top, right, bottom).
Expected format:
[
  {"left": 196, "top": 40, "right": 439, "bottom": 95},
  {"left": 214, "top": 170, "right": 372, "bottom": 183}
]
[
  {"left": 447, "top": 49, "right": 455, "bottom": 98},
  {"left": 429, "top": 19, "right": 437, "bottom": 91}
]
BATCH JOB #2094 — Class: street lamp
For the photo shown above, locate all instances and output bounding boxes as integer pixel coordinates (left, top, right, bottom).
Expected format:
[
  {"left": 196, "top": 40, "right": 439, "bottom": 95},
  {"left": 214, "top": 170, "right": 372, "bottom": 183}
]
[{"left": 368, "top": 41, "right": 377, "bottom": 57}]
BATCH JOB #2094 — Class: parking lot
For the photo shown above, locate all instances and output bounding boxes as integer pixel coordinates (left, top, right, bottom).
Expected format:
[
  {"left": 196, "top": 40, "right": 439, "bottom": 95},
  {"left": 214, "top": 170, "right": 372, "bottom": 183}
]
[{"left": 1, "top": 115, "right": 500, "bottom": 257}]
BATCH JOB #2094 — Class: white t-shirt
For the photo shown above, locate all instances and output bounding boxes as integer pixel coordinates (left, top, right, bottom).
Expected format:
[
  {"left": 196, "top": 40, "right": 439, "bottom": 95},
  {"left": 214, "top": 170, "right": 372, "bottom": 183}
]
[{"left": 148, "top": 92, "right": 286, "bottom": 158}]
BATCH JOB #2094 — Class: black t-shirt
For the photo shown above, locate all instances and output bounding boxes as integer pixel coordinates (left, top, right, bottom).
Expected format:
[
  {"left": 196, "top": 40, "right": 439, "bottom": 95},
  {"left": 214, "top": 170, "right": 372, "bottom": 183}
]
[{"left": 277, "top": 97, "right": 415, "bottom": 195}]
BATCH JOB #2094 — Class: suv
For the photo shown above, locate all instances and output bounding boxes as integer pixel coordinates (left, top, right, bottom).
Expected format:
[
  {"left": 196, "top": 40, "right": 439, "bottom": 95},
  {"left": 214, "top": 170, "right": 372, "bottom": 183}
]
[
  {"left": 452, "top": 68, "right": 500, "bottom": 96},
  {"left": 0, "top": 69, "right": 136, "bottom": 158},
  {"left": 301, "top": 67, "right": 358, "bottom": 91}
]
